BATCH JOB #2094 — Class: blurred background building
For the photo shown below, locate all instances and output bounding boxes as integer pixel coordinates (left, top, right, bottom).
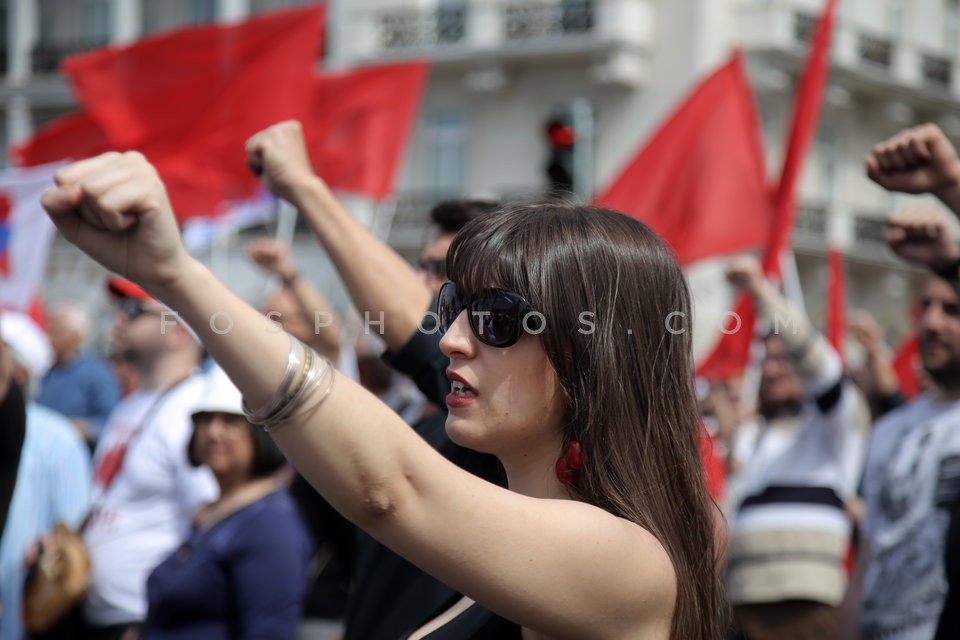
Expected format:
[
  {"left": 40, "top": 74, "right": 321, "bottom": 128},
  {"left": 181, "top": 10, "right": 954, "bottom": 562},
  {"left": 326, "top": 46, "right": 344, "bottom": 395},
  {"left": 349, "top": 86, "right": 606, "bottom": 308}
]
[{"left": 3, "top": 0, "right": 959, "bottom": 345}]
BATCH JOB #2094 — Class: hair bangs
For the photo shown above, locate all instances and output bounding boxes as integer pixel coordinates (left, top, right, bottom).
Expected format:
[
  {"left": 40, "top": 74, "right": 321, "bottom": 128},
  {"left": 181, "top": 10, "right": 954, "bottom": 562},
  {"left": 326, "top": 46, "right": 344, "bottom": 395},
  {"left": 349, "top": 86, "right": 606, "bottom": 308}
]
[{"left": 446, "top": 205, "right": 543, "bottom": 302}]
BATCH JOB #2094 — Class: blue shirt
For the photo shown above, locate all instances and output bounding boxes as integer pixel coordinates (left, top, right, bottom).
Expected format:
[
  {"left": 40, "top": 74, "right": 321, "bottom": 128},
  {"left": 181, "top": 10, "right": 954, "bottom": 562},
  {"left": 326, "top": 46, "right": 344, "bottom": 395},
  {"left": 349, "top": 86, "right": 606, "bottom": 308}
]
[
  {"left": 36, "top": 353, "right": 120, "bottom": 440},
  {"left": 0, "top": 403, "right": 92, "bottom": 640},
  {"left": 144, "top": 491, "right": 313, "bottom": 640}
]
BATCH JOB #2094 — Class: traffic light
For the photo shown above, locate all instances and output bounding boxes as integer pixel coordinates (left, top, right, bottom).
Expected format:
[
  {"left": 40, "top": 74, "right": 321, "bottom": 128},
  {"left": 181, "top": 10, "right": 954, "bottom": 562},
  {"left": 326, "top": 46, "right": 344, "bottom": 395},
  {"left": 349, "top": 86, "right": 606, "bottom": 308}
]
[{"left": 545, "top": 114, "right": 576, "bottom": 196}]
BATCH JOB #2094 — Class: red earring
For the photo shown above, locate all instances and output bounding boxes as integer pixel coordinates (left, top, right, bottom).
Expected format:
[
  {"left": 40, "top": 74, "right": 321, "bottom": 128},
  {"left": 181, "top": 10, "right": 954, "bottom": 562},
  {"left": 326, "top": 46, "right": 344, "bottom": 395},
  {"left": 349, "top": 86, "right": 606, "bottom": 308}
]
[{"left": 555, "top": 440, "right": 583, "bottom": 485}]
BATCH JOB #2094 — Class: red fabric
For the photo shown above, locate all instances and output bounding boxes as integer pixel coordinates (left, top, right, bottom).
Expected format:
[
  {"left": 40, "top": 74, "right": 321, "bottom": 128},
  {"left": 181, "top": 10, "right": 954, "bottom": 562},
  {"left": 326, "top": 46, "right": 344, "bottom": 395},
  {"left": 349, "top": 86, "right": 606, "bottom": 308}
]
[
  {"left": 305, "top": 62, "right": 430, "bottom": 199},
  {"left": 700, "top": 0, "right": 838, "bottom": 379},
  {"left": 594, "top": 51, "right": 770, "bottom": 265},
  {"left": 697, "top": 294, "right": 757, "bottom": 380},
  {"left": 26, "top": 296, "right": 47, "bottom": 331},
  {"left": 892, "top": 334, "right": 921, "bottom": 400},
  {"left": 762, "top": 0, "right": 837, "bottom": 277},
  {"left": 826, "top": 246, "right": 845, "bottom": 359},
  {"left": 60, "top": 5, "right": 324, "bottom": 220},
  {"left": 10, "top": 111, "right": 110, "bottom": 167},
  {"left": 699, "top": 428, "right": 727, "bottom": 501}
]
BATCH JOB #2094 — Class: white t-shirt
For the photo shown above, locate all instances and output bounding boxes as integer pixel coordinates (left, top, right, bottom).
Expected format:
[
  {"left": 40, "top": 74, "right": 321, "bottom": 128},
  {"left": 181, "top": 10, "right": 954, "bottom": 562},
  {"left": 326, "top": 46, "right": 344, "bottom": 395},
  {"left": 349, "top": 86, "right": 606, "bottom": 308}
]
[
  {"left": 861, "top": 394, "right": 960, "bottom": 640},
  {"left": 83, "top": 375, "right": 219, "bottom": 626}
]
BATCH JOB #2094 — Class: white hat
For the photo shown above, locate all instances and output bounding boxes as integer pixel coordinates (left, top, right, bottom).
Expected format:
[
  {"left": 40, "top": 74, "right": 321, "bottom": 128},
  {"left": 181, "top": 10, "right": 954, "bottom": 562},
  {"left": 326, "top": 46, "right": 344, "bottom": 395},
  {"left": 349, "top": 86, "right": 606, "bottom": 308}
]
[
  {"left": 0, "top": 311, "right": 54, "bottom": 382},
  {"left": 191, "top": 365, "right": 244, "bottom": 420}
]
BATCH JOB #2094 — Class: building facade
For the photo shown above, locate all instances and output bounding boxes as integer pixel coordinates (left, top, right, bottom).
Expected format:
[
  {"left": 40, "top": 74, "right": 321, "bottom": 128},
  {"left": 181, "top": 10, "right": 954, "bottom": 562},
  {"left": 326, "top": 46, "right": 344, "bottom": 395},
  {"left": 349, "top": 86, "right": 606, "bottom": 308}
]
[{"left": 7, "top": 0, "right": 960, "bottom": 347}]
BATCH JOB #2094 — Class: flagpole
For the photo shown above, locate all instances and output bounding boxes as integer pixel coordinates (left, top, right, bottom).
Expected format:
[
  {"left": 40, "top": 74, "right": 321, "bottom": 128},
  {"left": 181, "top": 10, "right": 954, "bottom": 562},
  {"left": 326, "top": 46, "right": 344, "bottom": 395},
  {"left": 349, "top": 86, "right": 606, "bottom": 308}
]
[
  {"left": 264, "top": 199, "right": 299, "bottom": 297},
  {"left": 781, "top": 251, "right": 807, "bottom": 315}
]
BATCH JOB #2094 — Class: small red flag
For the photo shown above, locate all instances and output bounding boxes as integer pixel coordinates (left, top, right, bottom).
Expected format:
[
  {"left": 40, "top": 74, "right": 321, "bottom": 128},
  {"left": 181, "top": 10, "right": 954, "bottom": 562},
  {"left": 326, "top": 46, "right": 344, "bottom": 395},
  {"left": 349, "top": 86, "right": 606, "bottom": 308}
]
[
  {"left": 826, "top": 246, "right": 846, "bottom": 358},
  {"left": 892, "top": 334, "right": 921, "bottom": 400},
  {"left": 305, "top": 62, "right": 430, "bottom": 199}
]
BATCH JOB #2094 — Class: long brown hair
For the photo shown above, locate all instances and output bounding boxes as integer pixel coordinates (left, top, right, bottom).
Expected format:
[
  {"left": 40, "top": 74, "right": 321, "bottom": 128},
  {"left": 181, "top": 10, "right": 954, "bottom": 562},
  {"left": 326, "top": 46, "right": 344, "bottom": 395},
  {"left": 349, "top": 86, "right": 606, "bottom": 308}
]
[{"left": 448, "top": 203, "right": 726, "bottom": 640}]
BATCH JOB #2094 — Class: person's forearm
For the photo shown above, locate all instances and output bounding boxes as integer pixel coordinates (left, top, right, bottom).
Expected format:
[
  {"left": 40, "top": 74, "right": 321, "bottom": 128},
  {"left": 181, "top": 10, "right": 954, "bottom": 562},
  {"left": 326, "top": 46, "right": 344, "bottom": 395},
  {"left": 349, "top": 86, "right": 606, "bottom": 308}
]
[
  {"left": 284, "top": 275, "right": 342, "bottom": 362},
  {"left": 753, "top": 282, "right": 834, "bottom": 383},
  {"left": 936, "top": 179, "right": 960, "bottom": 217},
  {"left": 289, "top": 177, "right": 433, "bottom": 351},
  {"left": 157, "top": 258, "right": 426, "bottom": 528},
  {"left": 866, "top": 351, "right": 900, "bottom": 398}
]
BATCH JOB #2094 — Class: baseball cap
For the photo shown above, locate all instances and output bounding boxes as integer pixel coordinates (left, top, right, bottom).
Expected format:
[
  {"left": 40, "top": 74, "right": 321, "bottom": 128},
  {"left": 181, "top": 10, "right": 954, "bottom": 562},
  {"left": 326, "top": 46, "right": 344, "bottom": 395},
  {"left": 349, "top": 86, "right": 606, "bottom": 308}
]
[
  {"left": 106, "top": 277, "right": 153, "bottom": 301},
  {"left": 191, "top": 366, "right": 244, "bottom": 423},
  {"left": 0, "top": 310, "right": 54, "bottom": 381}
]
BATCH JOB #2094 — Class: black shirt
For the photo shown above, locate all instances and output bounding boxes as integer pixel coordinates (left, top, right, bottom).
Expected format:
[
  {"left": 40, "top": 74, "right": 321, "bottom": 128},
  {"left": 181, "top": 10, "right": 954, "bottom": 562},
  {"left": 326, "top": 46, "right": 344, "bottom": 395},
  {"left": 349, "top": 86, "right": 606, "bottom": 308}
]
[{"left": 344, "top": 312, "right": 504, "bottom": 640}]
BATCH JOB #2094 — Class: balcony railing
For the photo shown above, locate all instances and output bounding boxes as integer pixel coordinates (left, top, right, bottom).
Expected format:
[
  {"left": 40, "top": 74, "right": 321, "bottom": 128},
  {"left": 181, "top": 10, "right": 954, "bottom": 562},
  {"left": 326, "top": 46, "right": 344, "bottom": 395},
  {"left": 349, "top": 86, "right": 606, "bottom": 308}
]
[
  {"left": 356, "top": 0, "right": 653, "bottom": 64},
  {"left": 503, "top": 0, "right": 594, "bottom": 41},
  {"left": 376, "top": 0, "right": 599, "bottom": 51},
  {"left": 922, "top": 53, "right": 953, "bottom": 89},
  {"left": 33, "top": 37, "right": 108, "bottom": 73},
  {"left": 794, "top": 203, "right": 827, "bottom": 236},
  {"left": 793, "top": 12, "right": 817, "bottom": 46},
  {"left": 858, "top": 33, "right": 893, "bottom": 70},
  {"left": 852, "top": 214, "right": 887, "bottom": 244}
]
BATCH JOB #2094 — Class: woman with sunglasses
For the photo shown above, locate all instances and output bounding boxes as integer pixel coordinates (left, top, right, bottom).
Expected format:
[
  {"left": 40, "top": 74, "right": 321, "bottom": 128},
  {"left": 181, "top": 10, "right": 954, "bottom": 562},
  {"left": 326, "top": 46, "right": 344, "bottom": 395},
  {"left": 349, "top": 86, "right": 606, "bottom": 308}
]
[{"left": 42, "top": 150, "right": 725, "bottom": 639}]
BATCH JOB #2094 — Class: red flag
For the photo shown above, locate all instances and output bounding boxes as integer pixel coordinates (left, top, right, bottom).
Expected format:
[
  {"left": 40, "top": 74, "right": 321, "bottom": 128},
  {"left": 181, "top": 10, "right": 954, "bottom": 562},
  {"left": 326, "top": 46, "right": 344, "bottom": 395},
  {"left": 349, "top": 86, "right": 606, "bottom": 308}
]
[
  {"left": 826, "top": 246, "right": 845, "bottom": 357},
  {"left": 701, "top": 0, "right": 838, "bottom": 379},
  {"left": 594, "top": 50, "right": 770, "bottom": 265},
  {"left": 10, "top": 111, "right": 110, "bottom": 167},
  {"left": 697, "top": 295, "right": 757, "bottom": 380},
  {"left": 61, "top": 5, "right": 325, "bottom": 220},
  {"left": 27, "top": 295, "right": 48, "bottom": 331},
  {"left": 892, "top": 334, "right": 921, "bottom": 400},
  {"left": 305, "top": 62, "right": 430, "bottom": 199},
  {"left": 763, "top": 0, "right": 838, "bottom": 277}
]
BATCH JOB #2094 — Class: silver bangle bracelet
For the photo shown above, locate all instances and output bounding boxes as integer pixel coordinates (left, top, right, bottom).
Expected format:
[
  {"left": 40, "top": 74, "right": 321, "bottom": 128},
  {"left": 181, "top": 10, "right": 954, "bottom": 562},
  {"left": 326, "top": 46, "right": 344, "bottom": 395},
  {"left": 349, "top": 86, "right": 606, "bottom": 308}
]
[
  {"left": 241, "top": 334, "right": 303, "bottom": 424},
  {"left": 262, "top": 351, "right": 336, "bottom": 433}
]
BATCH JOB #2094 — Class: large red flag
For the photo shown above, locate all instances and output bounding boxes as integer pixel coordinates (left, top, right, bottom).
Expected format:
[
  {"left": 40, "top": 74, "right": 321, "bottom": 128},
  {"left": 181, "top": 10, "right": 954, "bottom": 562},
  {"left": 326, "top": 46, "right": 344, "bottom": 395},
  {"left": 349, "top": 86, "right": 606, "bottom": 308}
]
[
  {"left": 826, "top": 246, "right": 845, "bottom": 358},
  {"left": 594, "top": 51, "right": 770, "bottom": 265},
  {"left": 305, "top": 62, "right": 430, "bottom": 199},
  {"left": 701, "top": 0, "right": 838, "bottom": 379},
  {"left": 60, "top": 5, "right": 324, "bottom": 220},
  {"left": 10, "top": 111, "right": 109, "bottom": 167}
]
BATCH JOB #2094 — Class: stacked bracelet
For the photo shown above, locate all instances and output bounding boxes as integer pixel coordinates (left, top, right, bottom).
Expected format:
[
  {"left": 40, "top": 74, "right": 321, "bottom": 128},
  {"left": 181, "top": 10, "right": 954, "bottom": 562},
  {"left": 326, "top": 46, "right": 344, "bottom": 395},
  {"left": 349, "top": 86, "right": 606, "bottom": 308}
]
[
  {"left": 242, "top": 334, "right": 304, "bottom": 423},
  {"left": 242, "top": 336, "right": 336, "bottom": 432}
]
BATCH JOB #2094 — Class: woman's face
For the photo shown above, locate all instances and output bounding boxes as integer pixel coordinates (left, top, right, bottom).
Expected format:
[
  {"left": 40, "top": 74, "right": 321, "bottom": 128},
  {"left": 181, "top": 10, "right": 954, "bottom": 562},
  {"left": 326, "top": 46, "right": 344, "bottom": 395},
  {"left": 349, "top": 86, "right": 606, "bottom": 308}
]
[
  {"left": 438, "top": 305, "right": 565, "bottom": 462},
  {"left": 193, "top": 412, "right": 255, "bottom": 479}
]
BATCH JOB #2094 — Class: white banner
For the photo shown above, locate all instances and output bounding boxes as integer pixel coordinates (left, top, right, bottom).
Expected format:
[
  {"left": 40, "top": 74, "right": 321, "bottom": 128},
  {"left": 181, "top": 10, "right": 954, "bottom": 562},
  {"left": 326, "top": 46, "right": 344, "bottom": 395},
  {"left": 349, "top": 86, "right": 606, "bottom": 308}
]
[{"left": 0, "top": 161, "right": 68, "bottom": 310}]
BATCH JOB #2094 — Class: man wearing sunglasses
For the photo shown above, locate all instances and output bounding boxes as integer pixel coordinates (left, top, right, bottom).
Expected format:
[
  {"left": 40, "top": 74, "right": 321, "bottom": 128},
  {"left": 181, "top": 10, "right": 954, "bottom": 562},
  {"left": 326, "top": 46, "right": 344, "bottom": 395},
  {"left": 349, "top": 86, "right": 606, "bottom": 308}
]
[
  {"left": 246, "top": 121, "right": 503, "bottom": 640},
  {"left": 415, "top": 200, "right": 500, "bottom": 296},
  {"left": 79, "top": 278, "right": 217, "bottom": 639}
]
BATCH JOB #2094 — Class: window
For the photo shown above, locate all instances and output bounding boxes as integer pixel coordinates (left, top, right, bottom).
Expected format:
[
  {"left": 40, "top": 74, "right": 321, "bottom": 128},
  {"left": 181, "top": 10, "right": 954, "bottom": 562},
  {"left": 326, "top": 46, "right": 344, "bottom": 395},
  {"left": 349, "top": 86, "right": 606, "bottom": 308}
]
[
  {"left": 425, "top": 110, "right": 468, "bottom": 199},
  {"left": 189, "top": 0, "right": 216, "bottom": 24},
  {"left": 815, "top": 127, "right": 837, "bottom": 199},
  {"left": 887, "top": 0, "right": 904, "bottom": 37},
  {"left": 947, "top": 0, "right": 960, "bottom": 53},
  {"left": 82, "top": 0, "right": 110, "bottom": 45}
]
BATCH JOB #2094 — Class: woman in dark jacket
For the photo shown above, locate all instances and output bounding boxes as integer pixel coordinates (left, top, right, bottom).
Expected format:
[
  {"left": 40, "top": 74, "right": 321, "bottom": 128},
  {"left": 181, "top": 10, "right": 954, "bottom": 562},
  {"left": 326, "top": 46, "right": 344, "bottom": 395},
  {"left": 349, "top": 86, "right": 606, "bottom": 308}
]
[{"left": 144, "top": 366, "right": 312, "bottom": 640}]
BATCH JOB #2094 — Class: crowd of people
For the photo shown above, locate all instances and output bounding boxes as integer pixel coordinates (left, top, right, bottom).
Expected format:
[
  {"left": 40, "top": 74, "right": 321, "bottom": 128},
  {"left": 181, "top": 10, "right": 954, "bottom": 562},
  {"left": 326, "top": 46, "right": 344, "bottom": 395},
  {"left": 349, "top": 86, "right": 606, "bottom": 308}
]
[{"left": 0, "top": 118, "right": 959, "bottom": 639}]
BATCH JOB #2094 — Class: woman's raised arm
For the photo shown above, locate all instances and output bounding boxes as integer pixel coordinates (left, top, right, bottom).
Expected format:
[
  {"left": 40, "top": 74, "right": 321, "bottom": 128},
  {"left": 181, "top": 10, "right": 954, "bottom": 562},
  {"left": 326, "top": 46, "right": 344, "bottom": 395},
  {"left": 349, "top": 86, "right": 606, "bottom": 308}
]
[{"left": 42, "top": 152, "right": 675, "bottom": 638}]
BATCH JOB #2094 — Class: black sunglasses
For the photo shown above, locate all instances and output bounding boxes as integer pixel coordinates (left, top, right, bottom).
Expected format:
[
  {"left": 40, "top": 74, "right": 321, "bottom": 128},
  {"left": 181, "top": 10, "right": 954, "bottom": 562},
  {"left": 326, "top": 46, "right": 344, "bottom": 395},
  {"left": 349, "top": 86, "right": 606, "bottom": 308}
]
[
  {"left": 437, "top": 281, "right": 543, "bottom": 348},
  {"left": 415, "top": 258, "right": 447, "bottom": 280},
  {"left": 115, "top": 297, "right": 160, "bottom": 320}
]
